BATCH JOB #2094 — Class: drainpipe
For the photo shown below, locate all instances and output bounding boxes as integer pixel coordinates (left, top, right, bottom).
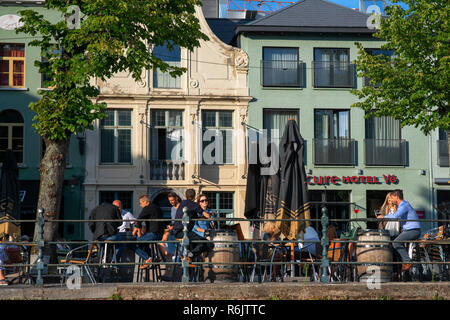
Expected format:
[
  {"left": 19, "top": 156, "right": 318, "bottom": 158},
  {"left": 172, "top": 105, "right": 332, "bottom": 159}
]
[
  {"left": 428, "top": 133, "right": 436, "bottom": 229},
  {"left": 139, "top": 100, "right": 150, "bottom": 186}
]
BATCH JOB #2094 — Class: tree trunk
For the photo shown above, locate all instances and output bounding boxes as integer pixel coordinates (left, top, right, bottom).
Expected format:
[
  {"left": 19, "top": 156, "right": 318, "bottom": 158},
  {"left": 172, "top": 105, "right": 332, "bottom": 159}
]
[{"left": 33, "top": 138, "right": 70, "bottom": 264}]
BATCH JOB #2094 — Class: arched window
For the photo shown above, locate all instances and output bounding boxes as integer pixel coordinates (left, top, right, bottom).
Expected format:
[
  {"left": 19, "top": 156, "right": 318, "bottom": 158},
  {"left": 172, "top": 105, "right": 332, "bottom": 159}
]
[{"left": 0, "top": 109, "right": 24, "bottom": 164}]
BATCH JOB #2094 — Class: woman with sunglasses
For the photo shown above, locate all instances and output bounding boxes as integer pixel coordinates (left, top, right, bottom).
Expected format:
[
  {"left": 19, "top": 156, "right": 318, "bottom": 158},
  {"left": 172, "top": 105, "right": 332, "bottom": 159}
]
[{"left": 194, "top": 194, "right": 216, "bottom": 238}]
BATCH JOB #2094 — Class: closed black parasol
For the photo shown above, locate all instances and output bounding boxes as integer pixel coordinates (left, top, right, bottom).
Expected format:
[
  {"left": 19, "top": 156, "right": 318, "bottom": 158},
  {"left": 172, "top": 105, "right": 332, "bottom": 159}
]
[
  {"left": 244, "top": 138, "right": 280, "bottom": 231},
  {"left": 0, "top": 149, "right": 21, "bottom": 238},
  {"left": 275, "top": 119, "right": 311, "bottom": 240}
]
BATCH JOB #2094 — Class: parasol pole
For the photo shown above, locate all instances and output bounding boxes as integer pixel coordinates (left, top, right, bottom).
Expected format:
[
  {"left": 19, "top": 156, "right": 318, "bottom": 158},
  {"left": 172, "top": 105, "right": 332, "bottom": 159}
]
[{"left": 290, "top": 242, "right": 295, "bottom": 277}]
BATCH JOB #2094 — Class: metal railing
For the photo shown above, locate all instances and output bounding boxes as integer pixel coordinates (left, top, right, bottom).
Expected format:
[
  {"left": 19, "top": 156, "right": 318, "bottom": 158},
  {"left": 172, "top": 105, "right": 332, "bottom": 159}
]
[
  {"left": 313, "top": 138, "right": 355, "bottom": 165},
  {"left": 365, "top": 139, "right": 407, "bottom": 166},
  {"left": 0, "top": 207, "right": 449, "bottom": 286},
  {"left": 261, "top": 60, "right": 304, "bottom": 87},
  {"left": 312, "top": 61, "right": 356, "bottom": 88}
]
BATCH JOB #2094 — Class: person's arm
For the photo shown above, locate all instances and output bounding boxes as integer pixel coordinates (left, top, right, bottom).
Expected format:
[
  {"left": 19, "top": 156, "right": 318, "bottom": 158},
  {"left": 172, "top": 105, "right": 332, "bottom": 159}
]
[
  {"left": 112, "top": 207, "right": 122, "bottom": 230},
  {"left": 126, "top": 212, "right": 136, "bottom": 226},
  {"left": 384, "top": 204, "right": 406, "bottom": 219},
  {"left": 136, "top": 208, "right": 150, "bottom": 229}
]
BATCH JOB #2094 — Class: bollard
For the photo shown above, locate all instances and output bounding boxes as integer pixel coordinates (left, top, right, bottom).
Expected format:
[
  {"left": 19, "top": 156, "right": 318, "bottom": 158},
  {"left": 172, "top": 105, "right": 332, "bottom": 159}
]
[
  {"left": 181, "top": 206, "right": 190, "bottom": 283},
  {"left": 320, "top": 206, "right": 329, "bottom": 283},
  {"left": 36, "top": 208, "right": 45, "bottom": 286}
]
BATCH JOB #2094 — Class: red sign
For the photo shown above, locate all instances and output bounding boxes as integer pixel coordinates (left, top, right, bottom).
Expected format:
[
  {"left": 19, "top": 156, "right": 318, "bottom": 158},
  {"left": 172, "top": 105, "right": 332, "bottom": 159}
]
[{"left": 307, "top": 174, "right": 399, "bottom": 186}]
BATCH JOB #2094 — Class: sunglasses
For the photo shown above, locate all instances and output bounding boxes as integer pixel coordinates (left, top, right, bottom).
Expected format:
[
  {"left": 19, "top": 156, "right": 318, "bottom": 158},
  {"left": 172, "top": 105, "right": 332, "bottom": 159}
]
[{"left": 199, "top": 199, "right": 208, "bottom": 203}]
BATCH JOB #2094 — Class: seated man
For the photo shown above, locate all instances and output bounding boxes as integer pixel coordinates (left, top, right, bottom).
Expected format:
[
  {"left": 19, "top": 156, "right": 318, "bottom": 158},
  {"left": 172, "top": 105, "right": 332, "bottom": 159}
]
[
  {"left": 131, "top": 195, "right": 165, "bottom": 268},
  {"left": 378, "top": 189, "right": 421, "bottom": 272},
  {"left": 88, "top": 202, "right": 123, "bottom": 262},
  {"left": 112, "top": 200, "right": 136, "bottom": 262}
]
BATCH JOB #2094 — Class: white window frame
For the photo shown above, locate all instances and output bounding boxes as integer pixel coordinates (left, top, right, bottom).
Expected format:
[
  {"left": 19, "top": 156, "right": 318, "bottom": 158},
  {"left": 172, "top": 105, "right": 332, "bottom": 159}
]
[{"left": 99, "top": 109, "right": 133, "bottom": 164}]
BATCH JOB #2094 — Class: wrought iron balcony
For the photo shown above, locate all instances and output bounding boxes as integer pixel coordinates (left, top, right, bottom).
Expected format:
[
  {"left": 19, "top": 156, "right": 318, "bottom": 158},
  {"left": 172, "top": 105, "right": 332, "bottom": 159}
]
[
  {"left": 365, "top": 139, "right": 407, "bottom": 166},
  {"left": 149, "top": 160, "right": 186, "bottom": 180},
  {"left": 312, "top": 61, "right": 356, "bottom": 88},
  {"left": 261, "top": 60, "right": 304, "bottom": 87},
  {"left": 437, "top": 140, "right": 449, "bottom": 167},
  {"left": 313, "top": 138, "right": 355, "bottom": 166}
]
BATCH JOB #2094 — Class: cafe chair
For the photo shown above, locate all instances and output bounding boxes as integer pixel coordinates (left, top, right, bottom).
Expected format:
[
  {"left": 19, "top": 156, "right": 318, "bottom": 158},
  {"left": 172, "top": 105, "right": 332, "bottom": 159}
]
[
  {"left": 60, "top": 243, "right": 99, "bottom": 284},
  {"left": 296, "top": 242, "right": 320, "bottom": 282}
]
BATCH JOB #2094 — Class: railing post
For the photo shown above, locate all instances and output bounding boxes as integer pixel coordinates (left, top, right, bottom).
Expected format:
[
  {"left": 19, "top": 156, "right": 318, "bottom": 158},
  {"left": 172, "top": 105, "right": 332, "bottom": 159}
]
[
  {"left": 36, "top": 208, "right": 45, "bottom": 286},
  {"left": 320, "top": 206, "right": 329, "bottom": 283},
  {"left": 181, "top": 206, "right": 190, "bottom": 283}
]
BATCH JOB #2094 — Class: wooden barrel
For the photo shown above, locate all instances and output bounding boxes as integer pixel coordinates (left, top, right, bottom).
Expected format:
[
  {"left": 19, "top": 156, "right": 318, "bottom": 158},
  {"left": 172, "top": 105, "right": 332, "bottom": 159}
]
[
  {"left": 356, "top": 229, "right": 392, "bottom": 283},
  {"left": 204, "top": 229, "right": 240, "bottom": 282}
]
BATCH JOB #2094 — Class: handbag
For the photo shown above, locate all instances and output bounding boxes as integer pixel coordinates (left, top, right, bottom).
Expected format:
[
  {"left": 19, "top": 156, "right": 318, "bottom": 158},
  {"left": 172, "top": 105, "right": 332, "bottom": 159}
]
[{"left": 385, "top": 220, "right": 400, "bottom": 237}]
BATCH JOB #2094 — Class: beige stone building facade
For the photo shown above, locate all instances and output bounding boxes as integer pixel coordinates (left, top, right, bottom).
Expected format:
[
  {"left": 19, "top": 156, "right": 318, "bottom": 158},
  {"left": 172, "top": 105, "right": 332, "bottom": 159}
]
[{"left": 83, "top": 6, "right": 251, "bottom": 239}]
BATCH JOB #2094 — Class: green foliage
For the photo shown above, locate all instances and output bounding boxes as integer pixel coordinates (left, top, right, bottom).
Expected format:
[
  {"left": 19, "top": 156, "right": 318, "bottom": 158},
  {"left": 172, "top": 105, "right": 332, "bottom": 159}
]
[
  {"left": 110, "top": 292, "right": 123, "bottom": 300},
  {"left": 351, "top": 0, "right": 449, "bottom": 134},
  {"left": 432, "top": 292, "right": 444, "bottom": 300},
  {"left": 16, "top": 0, "right": 208, "bottom": 140}
]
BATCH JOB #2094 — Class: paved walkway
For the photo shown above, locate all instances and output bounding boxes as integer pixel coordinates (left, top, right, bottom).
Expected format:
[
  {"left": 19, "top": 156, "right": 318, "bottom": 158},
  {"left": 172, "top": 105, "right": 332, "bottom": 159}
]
[{"left": 0, "top": 281, "right": 448, "bottom": 300}]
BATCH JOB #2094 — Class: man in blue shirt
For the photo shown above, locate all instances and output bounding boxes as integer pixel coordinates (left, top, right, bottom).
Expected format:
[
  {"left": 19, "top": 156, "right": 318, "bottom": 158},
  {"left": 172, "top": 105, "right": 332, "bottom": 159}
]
[{"left": 378, "top": 189, "right": 421, "bottom": 272}]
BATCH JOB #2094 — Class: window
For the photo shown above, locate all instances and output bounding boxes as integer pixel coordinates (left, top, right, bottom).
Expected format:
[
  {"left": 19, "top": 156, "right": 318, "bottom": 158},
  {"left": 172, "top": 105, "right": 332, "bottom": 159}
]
[
  {"left": 41, "top": 45, "right": 62, "bottom": 88},
  {"left": 309, "top": 190, "right": 351, "bottom": 236},
  {"left": 314, "top": 109, "right": 350, "bottom": 139},
  {"left": 153, "top": 43, "right": 181, "bottom": 89},
  {"left": 438, "top": 128, "right": 449, "bottom": 167},
  {"left": 365, "top": 115, "right": 405, "bottom": 166},
  {"left": 202, "top": 110, "right": 233, "bottom": 164},
  {"left": 100, "top": 109, "right": 132, "bottom": 164},
  {"left": 99, "top": 191, "right": 133, "bottom": 213},
  {"left": 203, "top": 191, "right": 234, "bottom": 228},
  {"left": 364, "top": 49, "right": 395, "bottom": 87},
  {"left": 263, "top": 109, "right": 299, "bottom": 142},
  {"left": 313, "top": 48, "right": 354, "bottom": 88},
  {"left": 0, "top": 44, "right": 25, "bottom": 88},
  {"left": 150, "top": 109, "right": 184, "bottom": 161},
  {"left": 314, "top": 109, "right": 354, "bottom": 165},
  {"left": 262, "top": 47, "right": 302, "bottom": 87},
  {"left": 0, "top": 109, "right": 24, "bottom": 164}
]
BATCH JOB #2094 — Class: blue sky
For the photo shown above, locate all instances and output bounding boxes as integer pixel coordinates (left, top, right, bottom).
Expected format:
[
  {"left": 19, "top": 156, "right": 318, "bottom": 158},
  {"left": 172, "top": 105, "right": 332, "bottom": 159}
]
[
  {"left": 327, "top": 0, "right": 408, "bottom": 10},
  {"left": 226, "top": 0, "right": 408, "bottom": 13}
]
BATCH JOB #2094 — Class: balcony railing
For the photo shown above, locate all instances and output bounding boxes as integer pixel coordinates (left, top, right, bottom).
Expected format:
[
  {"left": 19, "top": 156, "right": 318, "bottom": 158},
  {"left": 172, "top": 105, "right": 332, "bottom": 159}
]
[
  {"left": 312, "top": 61, "right": 356, "bottom": 88},
  {"left": 261, "top": 60, "right": 304, "bottom": 87},
  {"left": 149, "top": 160, "right": 185, "bottom": 180},
  {"left": 365, "top": 139, "right": 407, "bottom": 166},
  {"left": 437, "top": 140, "right": 449, "bottom": 167},
  {"left": 313, "top": 138, "right": 355, "bottom": 165}
]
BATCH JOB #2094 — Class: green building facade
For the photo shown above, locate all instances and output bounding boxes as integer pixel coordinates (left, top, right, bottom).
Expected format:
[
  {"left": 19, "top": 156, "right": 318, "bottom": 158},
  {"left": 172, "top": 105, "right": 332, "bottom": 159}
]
[
  {"left": 236, "top": 0, "right": 446, "bottom": 235},
  {"left": 0, "top": 1, "right": 85, "bottom": 240}
]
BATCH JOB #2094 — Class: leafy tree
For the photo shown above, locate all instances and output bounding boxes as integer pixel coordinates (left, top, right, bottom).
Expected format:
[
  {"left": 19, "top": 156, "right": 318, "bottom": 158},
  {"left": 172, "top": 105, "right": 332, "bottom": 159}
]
[
  {"left": 16, "top": 0, "right": 208, "bottom": 258},
  {"left": 352, "top": 0, "right": 449, "bottom": 157}
]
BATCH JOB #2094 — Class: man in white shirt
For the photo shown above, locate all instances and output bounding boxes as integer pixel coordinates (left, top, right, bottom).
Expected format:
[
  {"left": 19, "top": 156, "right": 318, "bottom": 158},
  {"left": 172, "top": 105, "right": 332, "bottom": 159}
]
[
  {"left": 113, "top": 200, "right": 136, "bottom": 261},
  {"left": 113, "top": 200, "right": 136, "bottom": 233}
]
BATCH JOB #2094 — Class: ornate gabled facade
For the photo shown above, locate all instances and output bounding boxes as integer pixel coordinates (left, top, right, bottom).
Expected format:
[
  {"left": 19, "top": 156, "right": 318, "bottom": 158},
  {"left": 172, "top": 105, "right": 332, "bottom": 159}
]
[{"left": 84, "top": 6, "right": 252, "bottom": 238}]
